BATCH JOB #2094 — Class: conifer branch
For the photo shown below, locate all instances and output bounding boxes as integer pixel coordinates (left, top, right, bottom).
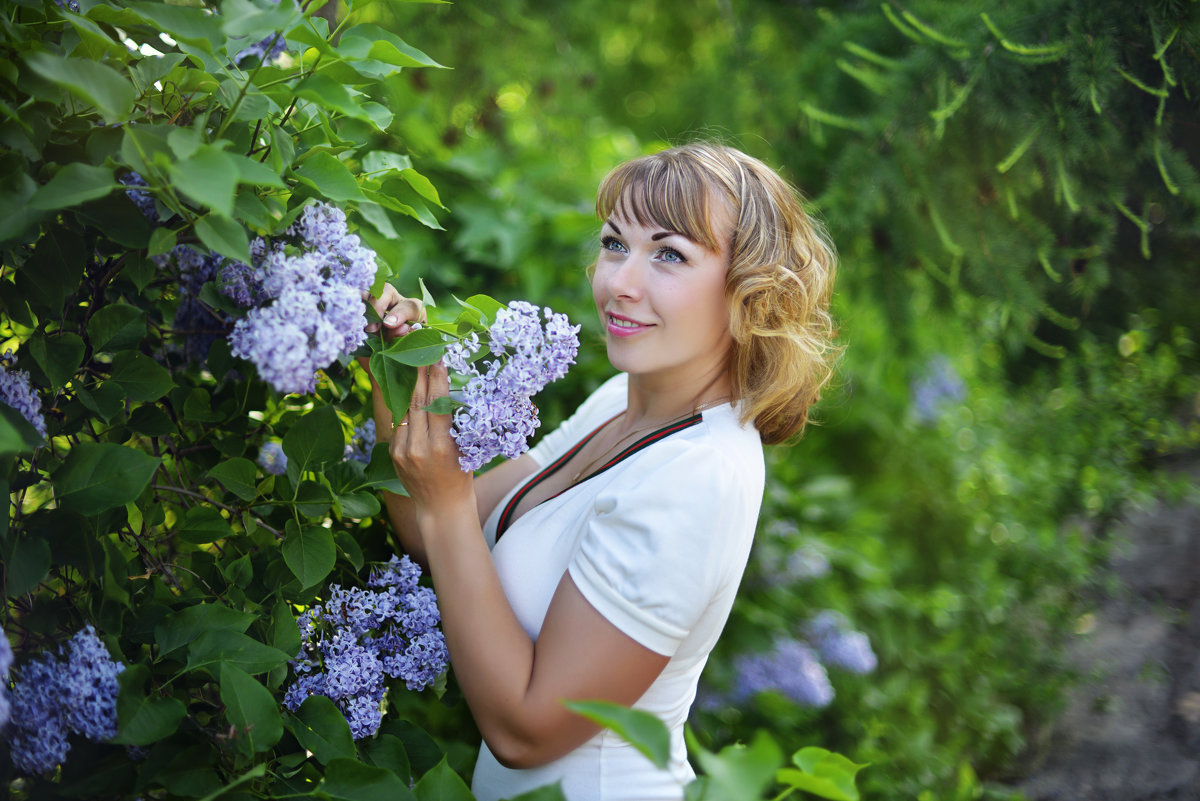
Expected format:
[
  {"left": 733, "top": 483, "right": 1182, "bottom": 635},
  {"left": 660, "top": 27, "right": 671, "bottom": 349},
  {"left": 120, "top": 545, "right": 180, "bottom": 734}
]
[{"left": 996, "top": 125, "right": 1042, "bottom": 173}]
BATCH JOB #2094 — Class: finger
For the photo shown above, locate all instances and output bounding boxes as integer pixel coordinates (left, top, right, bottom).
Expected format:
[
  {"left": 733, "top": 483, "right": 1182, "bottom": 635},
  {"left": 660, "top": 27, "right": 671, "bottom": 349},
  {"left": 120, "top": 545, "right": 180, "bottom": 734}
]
[
  {"left": 408, "top": 365, "right": 430, "bottom": 435},
  {"left": 427, "top": 361, "right": 453, "bottom": 436}
]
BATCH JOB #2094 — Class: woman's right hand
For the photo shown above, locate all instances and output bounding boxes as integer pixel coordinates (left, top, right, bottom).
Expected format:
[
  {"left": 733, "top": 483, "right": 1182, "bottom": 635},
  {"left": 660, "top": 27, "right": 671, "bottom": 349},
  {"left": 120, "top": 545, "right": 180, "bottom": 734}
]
[{"left": 359, "top": 285, "right": 427, "bottom": 372}]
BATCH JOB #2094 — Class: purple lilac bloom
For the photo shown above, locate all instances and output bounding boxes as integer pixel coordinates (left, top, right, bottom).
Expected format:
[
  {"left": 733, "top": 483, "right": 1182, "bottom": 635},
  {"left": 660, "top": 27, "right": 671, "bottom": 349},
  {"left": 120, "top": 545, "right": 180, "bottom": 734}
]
[
  {"left": 732, "top": 638, "right": 834, "bottom": 708},
  {"left": 222, "top": 203, "right": 376, "bottom": 395},
  {"left": 0, "top": 632, "right": 12, "bottom": 730},
  {"left": 7, "top": 626, "right": 124, "bottom": 775},
  {"left": 911, "top": 355, "right": 966, "bottom": 423},
  {"left": 257, "top": 441, "right": 287, "bottom": 475},
  {"left": 154, "top": 245, "right": 230, "bottom": 362},
  {"left": 283, "top": 556, "right": 448, "bottom": 739},
  {"left": 119, "top": 172, "right": 158, "bottom": 221},
  {"left": 59, "top": 625, "right": 124, "bottom": 741},
  {"left": 449, "top": 302, "right": 580, "bottom": 472},
  {"left": 0, "top": 352, "right": 46, "bottom": 439},
  {"left": 234, "top": 32, "right": 287, "bottom": 66},
  {"left": 345, "top": 419, "right": 375, "bottom": 463},
  {"left": 804, "top": 611, "right": 877, "bottom": 675}
]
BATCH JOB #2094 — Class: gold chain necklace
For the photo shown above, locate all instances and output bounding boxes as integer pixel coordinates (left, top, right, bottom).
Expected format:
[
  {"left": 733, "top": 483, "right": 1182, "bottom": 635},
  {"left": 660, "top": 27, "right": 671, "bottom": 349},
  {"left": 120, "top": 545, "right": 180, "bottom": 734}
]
[{"left": 568, "top": 397, "right": 730, "bottom": 484}]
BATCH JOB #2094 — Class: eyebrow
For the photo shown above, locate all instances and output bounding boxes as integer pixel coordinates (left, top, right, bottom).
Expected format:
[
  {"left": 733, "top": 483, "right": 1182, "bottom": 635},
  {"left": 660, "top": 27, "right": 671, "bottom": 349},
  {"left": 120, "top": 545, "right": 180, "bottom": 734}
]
[{"left": 603, "top": 220, "right": 684, "bottom": 242}]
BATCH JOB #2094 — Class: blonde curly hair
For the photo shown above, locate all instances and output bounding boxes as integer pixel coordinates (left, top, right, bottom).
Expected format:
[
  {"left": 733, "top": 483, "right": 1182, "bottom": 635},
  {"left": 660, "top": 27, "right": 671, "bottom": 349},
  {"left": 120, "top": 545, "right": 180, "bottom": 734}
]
[{"left": 595, "top": 143, "right": 838, "bottom": 445}]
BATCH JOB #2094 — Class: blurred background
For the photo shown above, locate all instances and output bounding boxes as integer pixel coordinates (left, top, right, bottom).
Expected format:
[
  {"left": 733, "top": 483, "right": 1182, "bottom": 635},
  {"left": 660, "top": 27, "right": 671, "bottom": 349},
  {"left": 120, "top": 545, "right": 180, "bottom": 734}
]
[{"left": 355, "top": 1, "right": 1200, "bottom": 798}]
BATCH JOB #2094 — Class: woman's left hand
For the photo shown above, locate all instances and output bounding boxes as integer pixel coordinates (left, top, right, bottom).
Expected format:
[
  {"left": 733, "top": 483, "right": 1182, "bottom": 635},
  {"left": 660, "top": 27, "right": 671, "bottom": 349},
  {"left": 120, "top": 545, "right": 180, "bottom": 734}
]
[{"left": 389, "top": 360, "right": 475, "bottom": 521}]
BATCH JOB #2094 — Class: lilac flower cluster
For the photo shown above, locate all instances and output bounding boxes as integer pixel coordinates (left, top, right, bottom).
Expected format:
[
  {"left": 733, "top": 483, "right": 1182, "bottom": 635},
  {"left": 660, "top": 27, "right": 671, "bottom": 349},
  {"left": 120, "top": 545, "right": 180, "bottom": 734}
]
[
  {"left": 234, "top": 32, "right": 287, "bottom": 66},
  {"left": 0, "top": 633, "right": 12, "bottom": 730},
  {"left": 344, "top": 419, "right": 376, "bottom": 464},
  {"left": 153, "top": 245, "right": 230, "bottom": 362},
  {"left": 756, "top": 519, "right": 831, "bottom": 586},
  {"left": 732, "top": 638, "right": 834, "bottom": 708},
  {"left": 282, "top": 555, "right": 448, "bottom": 739},
  {"left": 257, "top": 441, "right": 287, "bottom": 475},
  {"left": 6, "top": 625, "right": 124, "bottom": 776},
  {"left": 223, "top": 203, "right": 377, "bottom": 394},
  {"left": 911, "top": 354, "right": 966, "bottom": 423},
  {"left": 805, "top": 610, "right": 878, "bottom": 675},
  {"left": 119, "top": 172, "right": 159, "bottom": 222},
  {"left": 443, "top": 301, "right": 580, "bottom": 472},
  {"left": 0, "top": 351, "right": 46, "bottom": 439},
  {"left": 726, "top": 611, "right": 876, "bottom": 710}
]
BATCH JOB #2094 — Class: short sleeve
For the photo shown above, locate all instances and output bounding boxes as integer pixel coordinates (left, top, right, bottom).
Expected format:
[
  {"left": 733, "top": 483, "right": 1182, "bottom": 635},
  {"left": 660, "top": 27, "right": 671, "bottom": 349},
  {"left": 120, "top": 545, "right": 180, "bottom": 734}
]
[
  {"left": 567, "top": 439, "right": 754, "bottom": 656},
  {"left": 524, "top": 374, "right": 628, "bottom": 468}
]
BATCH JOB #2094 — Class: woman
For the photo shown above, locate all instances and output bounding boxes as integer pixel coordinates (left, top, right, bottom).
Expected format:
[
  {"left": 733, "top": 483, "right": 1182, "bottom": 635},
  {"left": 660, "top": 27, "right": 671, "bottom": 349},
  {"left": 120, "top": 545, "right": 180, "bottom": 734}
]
[{"left": 364, "top": 143, "right": 837, "bottom": 800}]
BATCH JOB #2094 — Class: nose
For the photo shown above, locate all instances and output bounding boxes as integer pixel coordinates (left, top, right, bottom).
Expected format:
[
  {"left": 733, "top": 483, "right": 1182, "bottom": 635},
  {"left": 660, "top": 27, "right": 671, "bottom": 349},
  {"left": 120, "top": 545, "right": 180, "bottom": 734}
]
[{"left": 607, "top": 251, "right": 645, "bottom": 301}]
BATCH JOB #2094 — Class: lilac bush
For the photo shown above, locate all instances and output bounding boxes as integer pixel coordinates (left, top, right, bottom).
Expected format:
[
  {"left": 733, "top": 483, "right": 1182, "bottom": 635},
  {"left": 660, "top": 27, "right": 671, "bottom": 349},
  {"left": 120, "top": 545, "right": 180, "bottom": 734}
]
[
  {"left": 443, "top": 301, "right": 580, "bottom": 471},
  {"left": 732, "top": 638, "right": 835, "bottom": 708},
  {"left": 283, "top": 555, "right": 449, "bottom": 739}
]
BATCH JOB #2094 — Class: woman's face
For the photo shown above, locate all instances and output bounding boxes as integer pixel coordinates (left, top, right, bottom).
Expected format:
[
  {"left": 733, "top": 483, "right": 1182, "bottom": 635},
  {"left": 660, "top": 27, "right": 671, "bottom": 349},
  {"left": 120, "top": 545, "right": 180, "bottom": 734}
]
[{"left": 591, "top": 203, "right": 734, "bottom": 388}]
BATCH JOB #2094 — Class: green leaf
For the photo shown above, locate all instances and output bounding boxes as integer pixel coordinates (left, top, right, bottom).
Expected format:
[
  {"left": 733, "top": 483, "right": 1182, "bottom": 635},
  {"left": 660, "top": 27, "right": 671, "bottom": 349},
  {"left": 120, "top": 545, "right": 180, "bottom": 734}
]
[
  {"left": 282, "top": 522, "right": 335, "bottom": 589},
  {"left": 195, "top": 215, "right": 251, "bottom": 265},
  {"left": 207, "top": 458, "right": 258, "bottom": 502},
  {"left": 282, "top": 404, "right": 344, "bottom": 473},
  {"left": 185, "top": 629, "right": 292, "bottom": 675},
  {"left": 18, "top": 227, "right": 86, "bottom": 311},
  {"left": 295, "top": 479, "right": 333, "bottom": 517},
  {"left": 110, "top": 350, "right": 173, "bottom": 401},
  {"left": 294, "top": 73, "right": 372, "bottom": 122},
  {"left": 221, "top": 0, "right": 301, "bottom": 38},
  {"left": 88, "top": 303, "right": 146, "bottom": 352},
  {"left": 24, "top": 52, "right": 134, "bottom": 124},
  {"left": 113, "top": 664, "right": 187, "bottom": 746},
  {"left": 287, "top": 695, "right": 356, "bottom": 765},
  {"left": 338, "top": 491, "right": 380, "bottom": 519},
  {"left": 219, "top": 663, "right": 284, "bottom": 753},
  {"left": 28, "top": 332, "right": 84, "bottom": 390},
  {"left": 0, "top": 404, "right": 44, "bottom": 456},
  {"left": 126, "top": 1, "right": 224, "bottom": 51},
  {"left": 362, "top": 443, "right": 406, "bottom": 494},
  {"left": 29, "top": 162, "right": 116, "bottom": 210},
  {"left": 412, "top": 757, "right": 473, "bottom": 801},
  {"left": 177, "top": 506, "right": 233, "bottom": 545},
  {"left": 340, "top": 24, "right": 444, "bottom": 68},
  {"left": 401, "top": 168, "right": 443, "bottom": 208},
  {"left": 362, "top": 734, "right": 411, "bottom": 784},
  {"left": 5, "top": 536, "right": 50, "bottom": 596},
  {"left": 294, "top": 150, "right": 363, "bottom": 203},
  {"left": 378, "top": 327, "right": 446, "bottom": 367},
  {"left": 322, "top": 757, "right": 417, "bottom": 801},
  {"left": 127, "top": 404, "right": 176, "bottom": 436},
  {"left": 155, "top": 602, "right": 257, "bottom": 656},
  {"left": 777, "top": 747, "right": 867, "bottom": 801},
  {"left": 270, "top": 600, "right": 301, "bottom": 656},
  {"left": 230, "top": 153, "right": 286, "bottom": 188},
  {"left": 689, "top": 729, "right": 783, "bottom": 801},
  {"left": 461, "top": 294, "right": 507, "bottom": 327},
  {"left": 564, "top": 699, "right": 671, "bottom": 769},
  {"left": 369, "top": 347, "right": 417, "bottom": 423},
  {"left": 169, "top": 144, "right": 238, "bottom": 217},
  {"left": 55, "top": 442, "right": 160, "bottom": 515},
  {"left": 363, "top": 151, "right": 412, "bottom": 175},
  {"left": 75, "top": 381, "right": 125, "bottom": 423}
]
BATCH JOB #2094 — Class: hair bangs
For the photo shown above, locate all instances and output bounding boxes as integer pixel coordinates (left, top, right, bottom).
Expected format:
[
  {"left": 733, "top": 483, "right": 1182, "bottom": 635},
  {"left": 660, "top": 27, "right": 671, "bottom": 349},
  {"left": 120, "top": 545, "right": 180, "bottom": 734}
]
[{"left": 595, "top": 155, "right": 724, "bottom": 252}]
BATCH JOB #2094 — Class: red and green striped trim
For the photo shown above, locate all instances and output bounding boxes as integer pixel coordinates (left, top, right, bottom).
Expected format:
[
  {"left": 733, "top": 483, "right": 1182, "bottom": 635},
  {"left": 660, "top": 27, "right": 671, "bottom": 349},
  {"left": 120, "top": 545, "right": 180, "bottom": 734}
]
[{"left": 495, "top": 412, "right": 703, "bottom": 542}]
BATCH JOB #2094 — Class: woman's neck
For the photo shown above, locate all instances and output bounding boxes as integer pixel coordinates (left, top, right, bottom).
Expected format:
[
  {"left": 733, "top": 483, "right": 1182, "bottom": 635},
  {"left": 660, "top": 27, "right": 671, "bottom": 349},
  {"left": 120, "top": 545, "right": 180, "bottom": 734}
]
[{"left": 620, "top": 365, "right": 732, "bottom": 433}]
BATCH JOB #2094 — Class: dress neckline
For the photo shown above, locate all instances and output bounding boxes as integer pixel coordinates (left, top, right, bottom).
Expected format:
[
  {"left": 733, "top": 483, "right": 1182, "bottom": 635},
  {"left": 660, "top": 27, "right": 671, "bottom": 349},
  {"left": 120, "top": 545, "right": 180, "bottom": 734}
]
[{"left": 494, "top": 410, "right": 706, "bottom": 542}]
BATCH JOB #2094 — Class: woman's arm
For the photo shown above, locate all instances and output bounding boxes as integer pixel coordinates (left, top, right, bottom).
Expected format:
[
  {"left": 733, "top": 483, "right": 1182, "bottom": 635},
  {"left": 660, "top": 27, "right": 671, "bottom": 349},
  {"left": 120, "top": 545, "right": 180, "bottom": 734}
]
[{"left": 394, "top": 363, "right": 669, "bottom": 769}]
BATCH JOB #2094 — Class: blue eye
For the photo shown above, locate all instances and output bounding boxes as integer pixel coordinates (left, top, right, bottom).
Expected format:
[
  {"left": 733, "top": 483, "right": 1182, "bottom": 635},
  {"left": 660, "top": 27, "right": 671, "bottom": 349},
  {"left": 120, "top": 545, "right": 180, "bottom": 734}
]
[
  {"left": 657, "top": 247, "right": 686, "bottom": 264},
  {"left": 601, "top": 235, "right": 627, "bottom": 253}
]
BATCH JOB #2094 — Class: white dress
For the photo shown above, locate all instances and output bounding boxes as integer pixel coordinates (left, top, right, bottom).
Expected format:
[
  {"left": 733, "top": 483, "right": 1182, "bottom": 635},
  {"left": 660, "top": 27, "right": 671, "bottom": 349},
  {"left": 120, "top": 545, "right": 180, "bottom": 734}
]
[{"left": 470, "top": 373, "right": 765, "bottom": 801}]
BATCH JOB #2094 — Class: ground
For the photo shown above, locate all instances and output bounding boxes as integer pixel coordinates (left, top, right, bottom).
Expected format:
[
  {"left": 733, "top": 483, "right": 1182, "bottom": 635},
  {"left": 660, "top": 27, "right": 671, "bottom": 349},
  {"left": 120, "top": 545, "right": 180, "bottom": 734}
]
[{"left": 1009, "top": 479, "right": 1200, "bottom": 801}]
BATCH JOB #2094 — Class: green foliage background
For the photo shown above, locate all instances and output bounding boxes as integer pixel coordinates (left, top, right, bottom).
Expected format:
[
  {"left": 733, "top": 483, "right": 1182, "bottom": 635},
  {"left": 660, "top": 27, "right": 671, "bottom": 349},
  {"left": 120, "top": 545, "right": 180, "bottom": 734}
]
[{"left": 2, "top": 0, "right": 1199, "bottom": 799}]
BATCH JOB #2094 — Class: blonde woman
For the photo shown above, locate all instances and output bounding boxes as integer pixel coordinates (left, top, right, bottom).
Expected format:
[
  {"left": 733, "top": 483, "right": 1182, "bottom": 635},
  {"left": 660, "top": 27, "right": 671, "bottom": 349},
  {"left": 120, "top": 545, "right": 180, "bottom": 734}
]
[{"left": 365, "top": 143, "right": 838, "bottom": 800}]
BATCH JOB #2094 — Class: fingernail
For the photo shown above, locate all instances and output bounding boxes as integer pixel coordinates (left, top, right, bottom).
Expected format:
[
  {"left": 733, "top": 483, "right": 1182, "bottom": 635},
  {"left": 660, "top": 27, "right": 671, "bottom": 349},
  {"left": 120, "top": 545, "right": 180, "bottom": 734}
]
[
  {"left": 383, "top": 315, "right": 397, "bottom": 325},
  {"left": 365, "top": 323, "right": 379, "bottom": 332}
]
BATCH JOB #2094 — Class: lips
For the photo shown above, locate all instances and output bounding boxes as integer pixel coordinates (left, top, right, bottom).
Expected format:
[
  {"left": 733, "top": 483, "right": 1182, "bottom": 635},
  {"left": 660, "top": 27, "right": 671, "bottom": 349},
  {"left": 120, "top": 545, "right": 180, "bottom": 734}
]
[{"left": 606, "top": 312, "right": 652, "bottom": 338}]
